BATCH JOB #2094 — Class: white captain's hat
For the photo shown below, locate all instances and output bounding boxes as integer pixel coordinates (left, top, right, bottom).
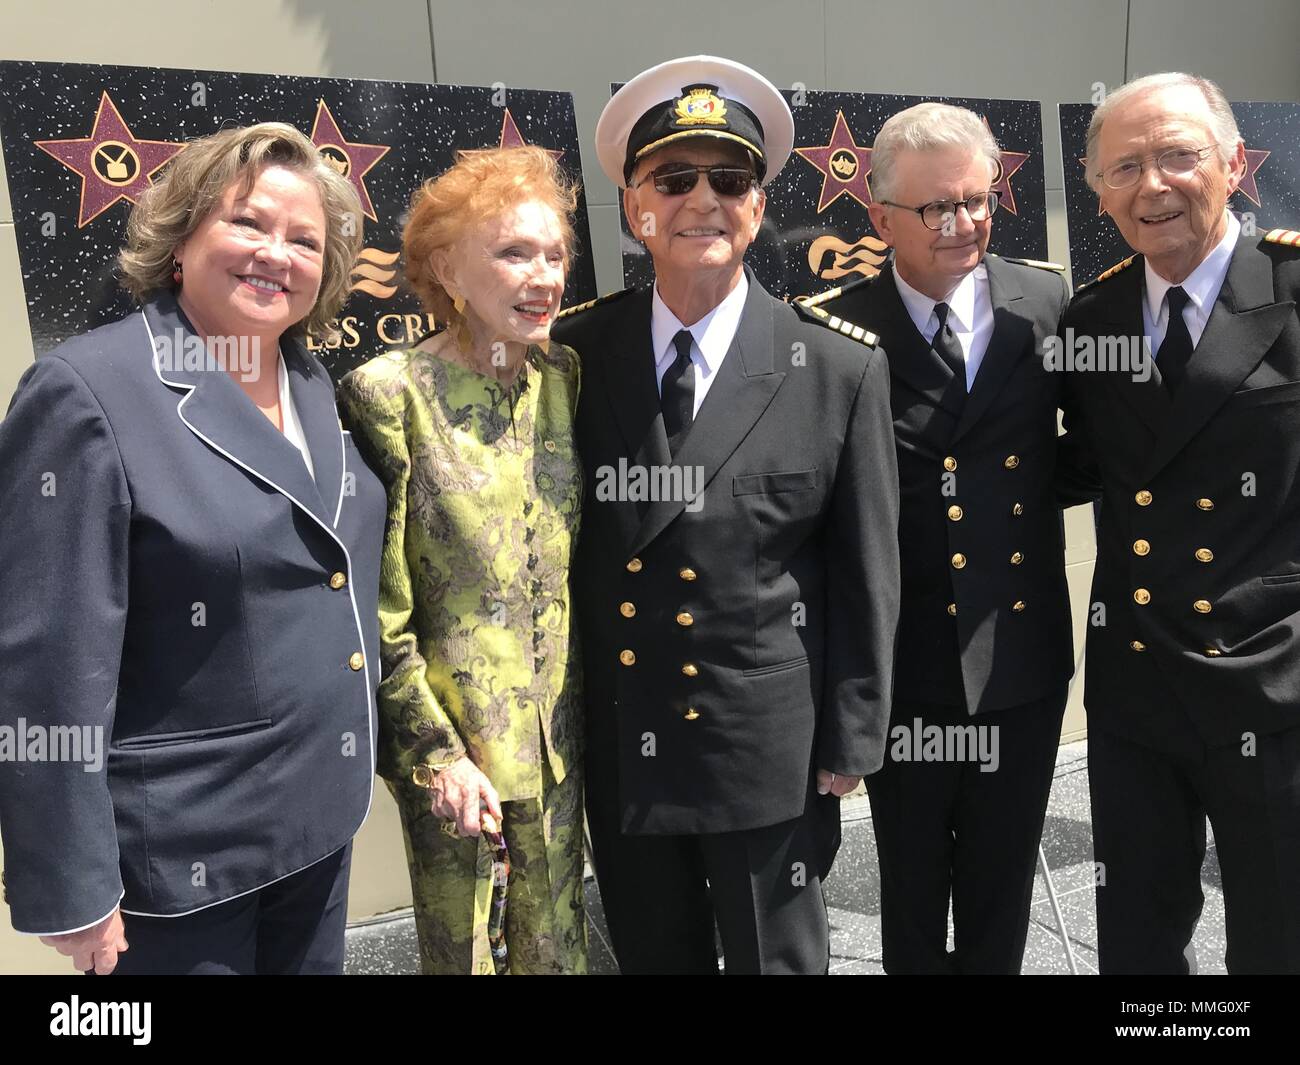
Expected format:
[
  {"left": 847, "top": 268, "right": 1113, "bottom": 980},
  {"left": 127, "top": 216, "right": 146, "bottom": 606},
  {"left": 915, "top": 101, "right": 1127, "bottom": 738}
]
[{"left": 595, "top": 55, "right": 794, "bottom": 189}]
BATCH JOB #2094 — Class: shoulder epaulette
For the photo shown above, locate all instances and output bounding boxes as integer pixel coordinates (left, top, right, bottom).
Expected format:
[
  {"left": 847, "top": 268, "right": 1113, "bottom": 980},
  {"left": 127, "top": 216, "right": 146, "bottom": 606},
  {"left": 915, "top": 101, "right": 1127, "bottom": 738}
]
[
  {"left": 1078, "top": 254, "right": 1136, "bottom": 291},
  {"left": 793, "top": 300, "right": 878, "bottom": 348},
  {"left": 795, "top": 271, "right": 878, "bottom": 309},
  {"left": 996, "top": 255, "right": 1067, "bottom": 272},
  {"left": 1263, "top": 228, "right": 1300, "bottom": 248},
  {"left": 555, "top": 288, "right": 633, "bottom": 319}
]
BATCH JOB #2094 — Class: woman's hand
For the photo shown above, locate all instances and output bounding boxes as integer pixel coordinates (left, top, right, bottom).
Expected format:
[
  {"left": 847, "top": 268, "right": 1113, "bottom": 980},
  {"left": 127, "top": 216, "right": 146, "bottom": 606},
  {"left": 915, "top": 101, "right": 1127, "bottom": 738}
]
[
  {"left": 39, "top": 907, "right": 128, "bottom": 974},
  {"left": 428, "top": 757, "right": 503, "bottom": 837}
]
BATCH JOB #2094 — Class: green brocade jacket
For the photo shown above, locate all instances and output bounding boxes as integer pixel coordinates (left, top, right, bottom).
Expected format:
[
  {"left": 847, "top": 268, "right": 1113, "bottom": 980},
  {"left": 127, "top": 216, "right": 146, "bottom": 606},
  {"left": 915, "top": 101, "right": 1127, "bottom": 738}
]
[{"left": 337, "top": 341, "right": 583, "bottom": 802}]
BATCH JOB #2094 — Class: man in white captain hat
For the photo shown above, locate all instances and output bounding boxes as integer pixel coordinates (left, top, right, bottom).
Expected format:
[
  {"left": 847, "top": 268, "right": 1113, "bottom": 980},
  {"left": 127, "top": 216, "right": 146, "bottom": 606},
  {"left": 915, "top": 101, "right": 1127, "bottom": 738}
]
[{"left": 552, "top": 56, "right": 900, "bottom": 974}]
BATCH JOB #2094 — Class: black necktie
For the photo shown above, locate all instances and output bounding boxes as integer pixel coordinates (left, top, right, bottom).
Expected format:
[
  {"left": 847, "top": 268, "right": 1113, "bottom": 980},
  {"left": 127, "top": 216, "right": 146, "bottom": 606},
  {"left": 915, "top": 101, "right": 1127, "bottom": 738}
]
[
  {"left": 662, "top": 329, "right": 695, "bottom": 455},
  {"left": 932, "top": 302, "right": 967, "bottom": 393},
  {"left": 1157, "top": 286, "right": 1194, "bottom": 394}
]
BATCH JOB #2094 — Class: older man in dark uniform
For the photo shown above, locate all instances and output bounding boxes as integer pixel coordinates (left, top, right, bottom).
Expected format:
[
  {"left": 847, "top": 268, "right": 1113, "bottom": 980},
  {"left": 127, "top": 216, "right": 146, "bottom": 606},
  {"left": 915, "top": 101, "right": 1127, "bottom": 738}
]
[
  {"left": 1065, "top": 71, "right": 1300, "bottom": 973},
  {"left": 553, "top": 56, "right": 900, "bottom": 974},
  {"left": 806, "top": 102, "right": 1084, "bottom": 973}
]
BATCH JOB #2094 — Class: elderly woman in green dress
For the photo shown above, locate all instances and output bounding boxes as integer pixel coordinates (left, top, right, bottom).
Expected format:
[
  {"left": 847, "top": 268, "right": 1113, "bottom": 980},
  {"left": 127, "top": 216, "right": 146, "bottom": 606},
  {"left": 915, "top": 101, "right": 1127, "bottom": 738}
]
[{"left": 337, "top": 146, "right": 584, "bottom": 975}]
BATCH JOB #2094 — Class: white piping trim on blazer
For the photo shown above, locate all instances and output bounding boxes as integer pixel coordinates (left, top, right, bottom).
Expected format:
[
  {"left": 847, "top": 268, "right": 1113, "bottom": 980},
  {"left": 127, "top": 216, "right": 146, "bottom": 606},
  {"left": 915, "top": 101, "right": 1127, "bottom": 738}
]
[
  {"left": 134, "top": 309, "right": 376, "bottom": 919},
  {"left": 19, "top": 894, "right": 126, "bottom": 938},
  {"left": 330, "top": 400, "right": 347, "bottom": 529}
]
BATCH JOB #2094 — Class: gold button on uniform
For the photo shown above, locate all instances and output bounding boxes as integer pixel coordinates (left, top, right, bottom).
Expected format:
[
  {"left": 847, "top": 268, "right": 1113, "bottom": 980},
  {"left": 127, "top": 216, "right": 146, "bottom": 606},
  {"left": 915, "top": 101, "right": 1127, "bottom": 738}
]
[
  {"left": 1131, "top": 640, "right": 1146, "bottom": 652},
  {"left": 1194, "top": 599, "right": 1212, "bottom": 614},
  {"left": 1204, "top": 648, "right": 1222, "bottom": 657},
  {"left": 1196, "top": 498, "right": 1215, "bottom": 511},
  {"left": 679, "top": 567, "right": 697, "bottom": 581},
  {"left": 626, "top": 558, "right": 643, "bottom": 573},
  {"left": 329, "top": 571, "right": 347, "bottom": 590},
  {"left": 948, "top": 505, "right": 964, "bottom": 521},
  {"left": 676, "top": 612, "right": 694, "bottom": 627},
  {"left": 348, "top": 652, "right": 364, "bottom": 671},
  {"left": 947, "top": 603, "right": 957, "bottom": 616},
  {"left": 1135, "top": 490, "right": 1153, "bottom": 506},
  {"left": 951, "top": 553, "right": 967, "bottom": 569},
  {"left": 619, "top": 602, "right": 636, "bottom": 618},
  {"left": 1004, "top": 454, "right": 1020, "bottom": 469},
  {"left": 1012, "top": 600, "right": 1026, "bottom": 612},
  {"left": 681, "top": 663, "right": 699, "bottom": 677},
  {"left": 1134, "top": 588, "right": 1151, "bottom": 605},
  {"left": 619, "top": 649, "right": 636, "bottom": 666},
  {"left": 944, "top": 456, "right": 957, "bottom": 472},
  {"left": 544, "top": 439, "right": 557, "bottom": 453},
  {"left": 683, "top": 708, "right": 700, "bottom": 721},
  {"left": 1010, "top": 551, "right": 1024, "bottom": 565},
  {"left": 1012, "top": 502, "right": 1024, "bottom": 516},
  {"left": 1195, "top": 548, "right": 1214, "bottom": 563},
  {"left": 1133, "top": 539, "right": 1151, "bottom": 556}
]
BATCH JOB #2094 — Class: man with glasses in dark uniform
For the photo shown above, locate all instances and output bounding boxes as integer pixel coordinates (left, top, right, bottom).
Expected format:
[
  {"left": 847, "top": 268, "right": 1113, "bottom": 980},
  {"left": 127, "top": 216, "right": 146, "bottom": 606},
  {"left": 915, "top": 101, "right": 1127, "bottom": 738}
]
[
  {"left": 552, "top": 55, "right": 900, "bottom": 974},
  {"left": 1063, "top": 72, "right": 1300, "bottom": 974},
  {"left": 805, "top": 102, "right": 1088, "bottom": 973}
]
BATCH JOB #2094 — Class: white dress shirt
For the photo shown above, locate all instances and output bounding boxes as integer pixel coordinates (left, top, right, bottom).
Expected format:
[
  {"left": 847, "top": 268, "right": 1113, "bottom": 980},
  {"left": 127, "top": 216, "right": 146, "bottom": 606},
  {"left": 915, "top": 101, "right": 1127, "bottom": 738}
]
[
  {"left": 1143, "top": 210, "right": 1240, "bottom": 356},
  {"left": 650, "top": 272, "right": 749, "bottom": 417},
  {"left": 893, "top": 262, "right": 994, "bottom": 390},
  {"left": 278, "top": 349, "right": 316, "bottom": 481}
]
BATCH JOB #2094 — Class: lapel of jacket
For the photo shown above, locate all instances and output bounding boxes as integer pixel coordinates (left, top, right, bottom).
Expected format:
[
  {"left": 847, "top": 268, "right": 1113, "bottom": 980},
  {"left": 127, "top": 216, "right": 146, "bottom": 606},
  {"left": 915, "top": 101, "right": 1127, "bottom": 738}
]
[
  {"left": 284, "top": 341, "right": 346, "bottom": 526},
  {"left": 950, "top": 255, "right": 1033, "bottom": 445},
  {"left": 600, "top": 286, "right": 670, "bottom": 467},
  {"left": 142, "top": 293, "right": 334, "bottom": 529},
  {"left": 1090, "top": 259, "right": 1172, "bottom": 439},
  {"left": 1143, "top": 235, "right": 1295, "bottom": 480},
  {"left": 597, "top": 286, "right": 672, "bottom": 519},
  {"left": 629, "top": 269, "right": 786, "bottom": 556}
]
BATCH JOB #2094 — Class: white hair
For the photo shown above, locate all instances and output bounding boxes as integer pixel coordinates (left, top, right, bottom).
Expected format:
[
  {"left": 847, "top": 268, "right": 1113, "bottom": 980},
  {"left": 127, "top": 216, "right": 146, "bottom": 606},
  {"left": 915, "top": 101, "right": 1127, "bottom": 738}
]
[
  {"left": 1084, "top": 72, "right": 1241, "bottom": 192},
  {"left": 869, "top": 102, "right": 1001, "bottom": 204}
]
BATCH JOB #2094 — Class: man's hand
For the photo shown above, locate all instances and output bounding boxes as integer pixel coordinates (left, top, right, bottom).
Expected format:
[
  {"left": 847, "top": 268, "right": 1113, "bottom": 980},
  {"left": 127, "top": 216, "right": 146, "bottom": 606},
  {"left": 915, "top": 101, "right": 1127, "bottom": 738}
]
[
  {"left": 39, "top": 907, "right": 128, "bottom": 975},
  {"left": 428, "top": 756, "right": 503, "bottom": 837},
  {"left": 816, "top": 769, "right": 861, "bottom": 797}
]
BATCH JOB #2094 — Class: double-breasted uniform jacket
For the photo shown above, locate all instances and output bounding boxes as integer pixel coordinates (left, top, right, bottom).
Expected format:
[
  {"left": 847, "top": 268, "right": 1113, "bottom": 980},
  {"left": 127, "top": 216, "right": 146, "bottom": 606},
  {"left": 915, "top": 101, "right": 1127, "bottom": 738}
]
[
  {"left": 815, "top": 254, "right": 1077, "bottom": 714},
  {"left": 0, "top": 292, "right": 385, "bottom": 934},
  {"left": 1060, "top": 229, "right": 1300, "bottom": 752},
  {"left": 552, "top": 268, "right": 901, "bottom": 837}
]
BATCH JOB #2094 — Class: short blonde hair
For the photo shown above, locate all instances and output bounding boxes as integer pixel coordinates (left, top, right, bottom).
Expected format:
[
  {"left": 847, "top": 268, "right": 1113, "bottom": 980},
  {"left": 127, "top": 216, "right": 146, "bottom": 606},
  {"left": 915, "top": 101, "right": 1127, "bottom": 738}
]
[
  {"left": 403, "top": 146, "right": 579, "bottom": 325},
  {"left": 118, "top": 122, "right": 364, "bottom": 339},
  {"left": 870, "top": 102, "right": 1001, "bottom": 204}
]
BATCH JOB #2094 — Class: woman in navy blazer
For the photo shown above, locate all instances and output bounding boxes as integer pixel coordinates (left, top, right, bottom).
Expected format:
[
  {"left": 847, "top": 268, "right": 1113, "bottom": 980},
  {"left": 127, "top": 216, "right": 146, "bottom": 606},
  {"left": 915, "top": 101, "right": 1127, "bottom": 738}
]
[{"left": 0, "top": 123, "right": 386, "bottom": 974}]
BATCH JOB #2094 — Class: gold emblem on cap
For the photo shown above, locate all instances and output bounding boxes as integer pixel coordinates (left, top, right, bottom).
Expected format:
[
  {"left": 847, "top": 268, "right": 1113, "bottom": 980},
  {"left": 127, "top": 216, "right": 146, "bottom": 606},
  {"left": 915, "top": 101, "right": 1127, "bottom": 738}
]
[{"left": 674, "top": 86, "right": 728, "bottom": 127}]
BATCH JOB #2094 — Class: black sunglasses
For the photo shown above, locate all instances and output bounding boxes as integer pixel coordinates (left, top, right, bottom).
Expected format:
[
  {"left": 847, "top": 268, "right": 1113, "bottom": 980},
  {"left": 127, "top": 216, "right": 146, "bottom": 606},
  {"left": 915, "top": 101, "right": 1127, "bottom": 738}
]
[{"left": 635, "top": 163, "right": 757, "bottom": 197}]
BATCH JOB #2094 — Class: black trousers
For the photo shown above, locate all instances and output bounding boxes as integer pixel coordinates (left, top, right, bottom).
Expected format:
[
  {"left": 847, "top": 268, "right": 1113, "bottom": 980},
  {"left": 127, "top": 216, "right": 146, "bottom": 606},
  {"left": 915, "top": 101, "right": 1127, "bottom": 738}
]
[
  {"left": 587, "top": 792, "right": 839, "bottom": 974},
  {"left": 1089, "top": 722, "right": 1300, "bottom": 974},
  {"left": 99, "top": 843, "right": 353, "bottom": 975},
  {"left": 865, "top": 688, "right": 1066, "bottom": 974}
]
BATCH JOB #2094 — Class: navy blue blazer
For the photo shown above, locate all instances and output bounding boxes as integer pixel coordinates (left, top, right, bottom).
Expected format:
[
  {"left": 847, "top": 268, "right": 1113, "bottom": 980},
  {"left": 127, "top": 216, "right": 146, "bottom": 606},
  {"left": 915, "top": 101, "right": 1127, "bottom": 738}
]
[{"left": 0, "top": 293, "right": 385, "bottom": 934}]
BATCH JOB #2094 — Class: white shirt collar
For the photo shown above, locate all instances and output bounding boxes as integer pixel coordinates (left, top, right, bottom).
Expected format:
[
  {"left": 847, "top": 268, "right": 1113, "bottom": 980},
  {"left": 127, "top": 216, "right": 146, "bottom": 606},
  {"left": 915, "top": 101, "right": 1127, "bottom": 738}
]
[
  {"left": 1144, "top": 210, "right": 1240, "bottom": 322},
  {"left": 651, "top": 271, "right": 749, "bottom": 373},
  {"left": 893, "top": 262, "right": 985, "bottom": 337},
  {"left": 278, "top": 348, "right": 316, "bottom": 482}
]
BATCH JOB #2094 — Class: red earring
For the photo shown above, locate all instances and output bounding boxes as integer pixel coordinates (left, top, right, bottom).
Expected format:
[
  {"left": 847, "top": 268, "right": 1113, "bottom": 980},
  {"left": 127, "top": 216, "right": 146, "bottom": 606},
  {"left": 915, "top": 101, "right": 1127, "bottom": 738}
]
[{"left": 172, "top": 258, "right": 183, "bottom": 284}]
